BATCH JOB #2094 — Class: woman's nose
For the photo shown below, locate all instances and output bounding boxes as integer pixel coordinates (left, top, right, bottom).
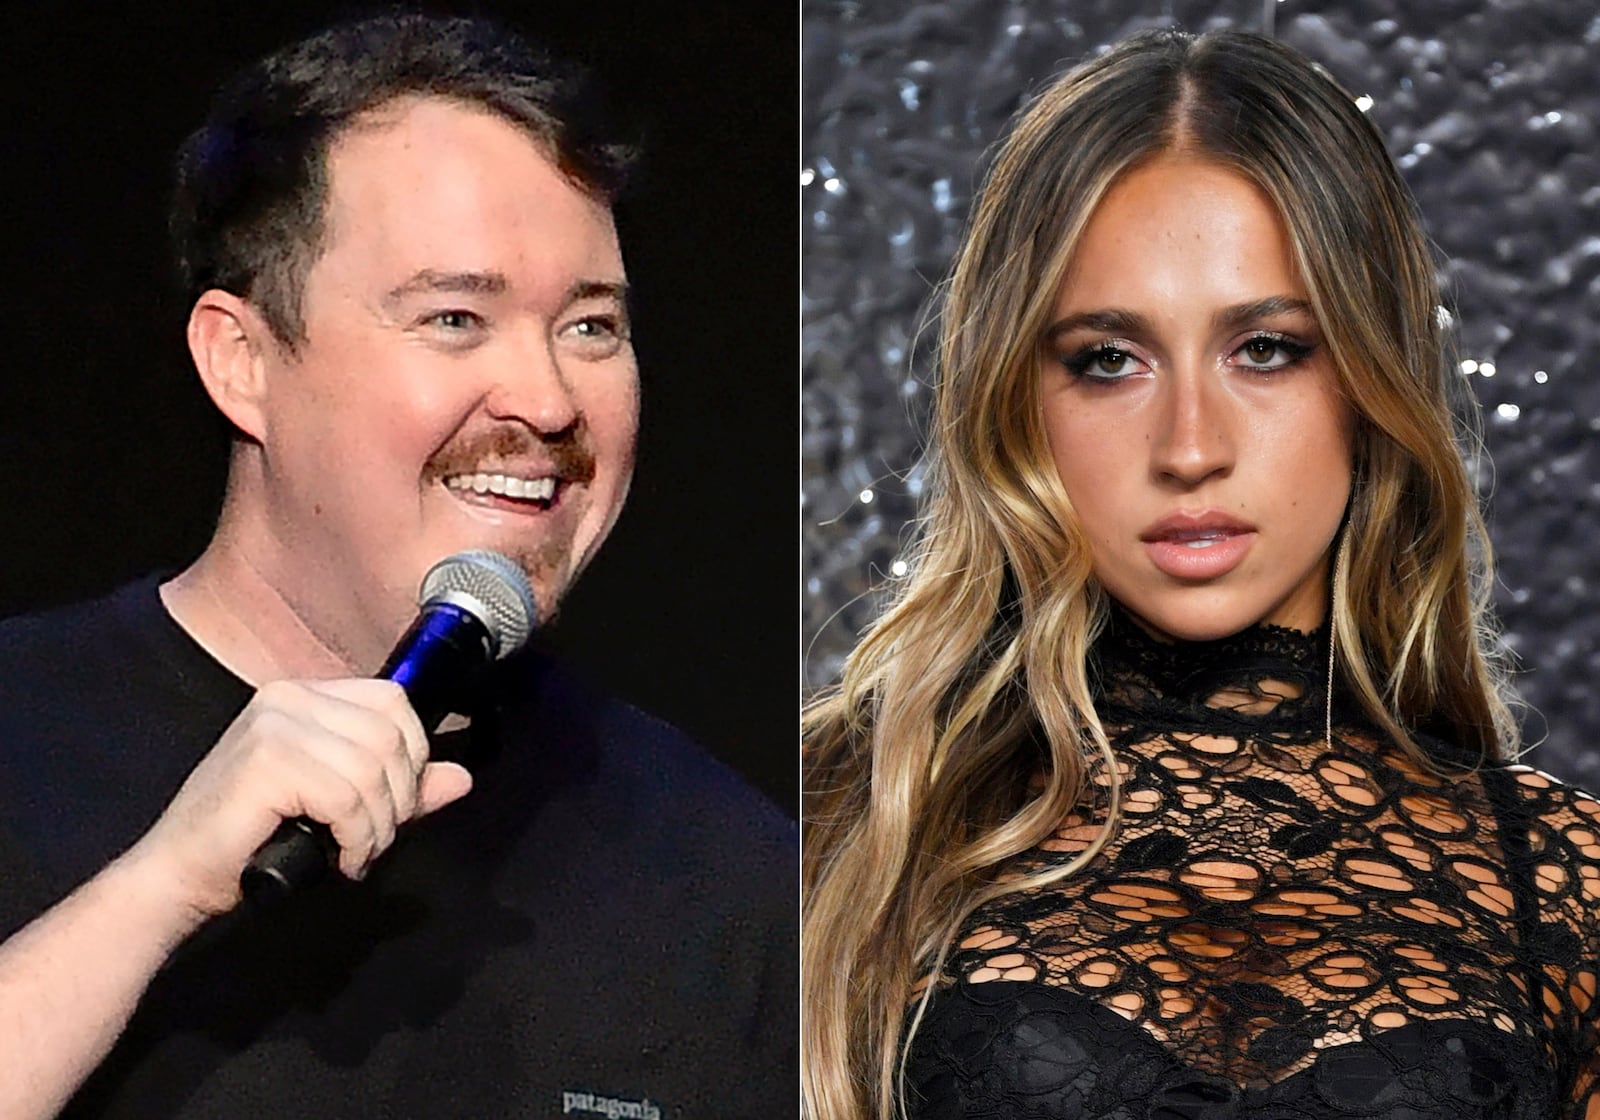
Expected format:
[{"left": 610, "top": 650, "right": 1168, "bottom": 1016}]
[{"left": 1149, "top": 367, "right": 1235, "bottom": 487}]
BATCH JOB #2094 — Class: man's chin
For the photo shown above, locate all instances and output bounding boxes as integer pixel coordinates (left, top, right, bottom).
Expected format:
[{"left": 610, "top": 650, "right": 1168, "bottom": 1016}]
[{"left": 500, "top": 550, "right": 575, "bottom": 630}]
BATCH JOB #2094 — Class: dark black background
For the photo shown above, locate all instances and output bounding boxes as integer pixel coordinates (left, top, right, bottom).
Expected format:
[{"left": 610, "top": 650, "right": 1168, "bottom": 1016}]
[{"left": 0, "top": 2, "right": 796, "bottom": 812}]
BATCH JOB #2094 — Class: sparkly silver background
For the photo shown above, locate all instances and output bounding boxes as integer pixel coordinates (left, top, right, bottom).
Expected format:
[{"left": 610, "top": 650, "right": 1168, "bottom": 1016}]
[{"left": 802, "top": 1, "right": 1600, "bottom": 788}]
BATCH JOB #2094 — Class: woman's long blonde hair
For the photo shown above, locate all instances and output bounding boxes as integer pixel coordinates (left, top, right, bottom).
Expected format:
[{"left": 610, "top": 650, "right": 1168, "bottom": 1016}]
[{"left": 802, "top": 28, "right": 1517, "bottom": 1120}]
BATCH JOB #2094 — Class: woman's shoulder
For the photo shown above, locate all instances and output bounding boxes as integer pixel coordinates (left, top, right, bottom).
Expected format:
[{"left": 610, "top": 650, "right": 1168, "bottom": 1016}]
[
  {"left": 1488, "top": 757, "right": 1600, "bottom": 859},
  {"left": 1433, "top": 735, "right": 1600, "bottom": 827},
  {"left": 1428, "top": 741, "right": 1600, "bottom": 926},
  {"left": 1408, "top": 729, "right": 1597, "bottom": 809},
  {"left": 1360, "top": 732, "right": 1600, "bottom": 915}
]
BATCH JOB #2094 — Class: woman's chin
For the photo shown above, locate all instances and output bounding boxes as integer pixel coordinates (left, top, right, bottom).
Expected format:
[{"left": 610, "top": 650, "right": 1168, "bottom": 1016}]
[{"left": 1112, "top": 597, "right": 1318, "bottom": 644}]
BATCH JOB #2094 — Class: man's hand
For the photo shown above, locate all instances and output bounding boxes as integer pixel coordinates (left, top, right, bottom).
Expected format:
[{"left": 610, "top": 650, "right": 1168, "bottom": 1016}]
[
  {"left": 124, "top": 678, "right": 472, "bottom": 921},
  {"left": 0, "top": 677, "right": 471, "bottom": 1119}
]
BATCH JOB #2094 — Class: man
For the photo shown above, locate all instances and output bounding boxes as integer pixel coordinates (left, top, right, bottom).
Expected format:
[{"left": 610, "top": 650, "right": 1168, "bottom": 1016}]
[{"left": 0, "top": 13, "right": 794, "bottom": 1119}]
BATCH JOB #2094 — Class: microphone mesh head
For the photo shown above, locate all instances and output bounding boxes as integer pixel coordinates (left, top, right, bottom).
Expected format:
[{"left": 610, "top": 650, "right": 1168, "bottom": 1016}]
[{"left": 418, "top": 550, "right": 538, "bottom": 659}]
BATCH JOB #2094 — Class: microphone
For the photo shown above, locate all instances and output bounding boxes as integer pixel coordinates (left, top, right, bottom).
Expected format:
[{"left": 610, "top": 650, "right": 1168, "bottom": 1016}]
[{"left": 240, "top": 549, "right": 538, "bottom": 903}]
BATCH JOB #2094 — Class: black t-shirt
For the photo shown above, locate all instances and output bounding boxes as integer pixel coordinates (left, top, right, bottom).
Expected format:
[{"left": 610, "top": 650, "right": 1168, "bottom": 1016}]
[{"left": 0, "top": 577, "right": 796, "bottom": 1118}]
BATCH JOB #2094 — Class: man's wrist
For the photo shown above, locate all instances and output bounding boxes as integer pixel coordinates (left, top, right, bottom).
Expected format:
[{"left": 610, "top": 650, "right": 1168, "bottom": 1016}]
[{"left": 97, "top": 840, "right": 217, "bottom": 954}]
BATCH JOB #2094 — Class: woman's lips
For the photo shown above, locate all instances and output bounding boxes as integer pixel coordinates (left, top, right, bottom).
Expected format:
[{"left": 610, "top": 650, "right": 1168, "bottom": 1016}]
[
  {"left": 1143, "top": 531, "right": 1256, "bottom": 580},
  {"left": 1140, "top": 513, "right": 1257, "bottom": 580}
]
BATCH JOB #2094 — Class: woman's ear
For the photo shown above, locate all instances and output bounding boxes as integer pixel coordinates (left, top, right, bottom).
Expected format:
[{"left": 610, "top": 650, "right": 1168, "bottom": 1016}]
[{"left": 186, "top": 289, "right": 276, "bottom": 442}]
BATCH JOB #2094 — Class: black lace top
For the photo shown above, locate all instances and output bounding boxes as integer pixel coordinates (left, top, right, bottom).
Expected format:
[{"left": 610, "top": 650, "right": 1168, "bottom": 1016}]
[{"left": 904, "top": 615, "right": 1600, "bottom": 1119}]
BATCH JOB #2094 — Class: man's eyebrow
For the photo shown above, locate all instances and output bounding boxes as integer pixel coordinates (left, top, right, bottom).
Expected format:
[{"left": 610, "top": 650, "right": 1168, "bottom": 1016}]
[
  {"left": 382, "top": 272, "right": 630, "bottom": 308},
  {"left": 567, "top": 279, "right": 629, "bottom": 305},
  {"left": 383, "top": 269, "right": 509, "bottom": 306}
]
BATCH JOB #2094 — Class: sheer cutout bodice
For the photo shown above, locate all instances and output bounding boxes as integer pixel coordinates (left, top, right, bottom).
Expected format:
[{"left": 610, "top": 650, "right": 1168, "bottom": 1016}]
[{"left": 905, "top": 615, "right": 1600, "bottom": 1118}]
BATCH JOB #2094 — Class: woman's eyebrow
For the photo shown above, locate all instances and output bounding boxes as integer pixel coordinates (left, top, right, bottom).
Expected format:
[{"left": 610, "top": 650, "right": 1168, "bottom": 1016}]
[
  {"left": 1044, "top": 297, "right": 1316, "bottom": 343},
  {"left": 1043, "top": 308, "right": 1149, "bottom": 341},
  {"left": 1212, "top": 295, "right": 1315, "bottom": 332}
]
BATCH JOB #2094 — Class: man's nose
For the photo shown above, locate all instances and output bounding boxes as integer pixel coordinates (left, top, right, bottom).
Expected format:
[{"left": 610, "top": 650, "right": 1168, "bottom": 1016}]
[
  {"left": 485, "top": 333, "right": 581, "bottom": 435},
  {"left": 1149, "top": 366, "right": 1235, "bottom": 487}
]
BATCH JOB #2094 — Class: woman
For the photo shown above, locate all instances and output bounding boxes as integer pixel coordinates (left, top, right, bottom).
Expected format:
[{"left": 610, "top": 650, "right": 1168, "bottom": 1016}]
[{"left": 803, "top": 28, "right": 1600, "bottom": 1119}]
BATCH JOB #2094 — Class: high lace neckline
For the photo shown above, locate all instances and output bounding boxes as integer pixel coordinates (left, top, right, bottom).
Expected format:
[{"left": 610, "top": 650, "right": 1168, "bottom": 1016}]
[{"left": 1089, "top": 606, "right": 1333, "bottom": 741}]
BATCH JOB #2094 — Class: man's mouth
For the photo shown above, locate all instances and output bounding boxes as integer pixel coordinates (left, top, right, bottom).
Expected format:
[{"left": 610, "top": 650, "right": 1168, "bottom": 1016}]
[
  {"left": 427, "top": 427, "right": 598, "bottom": 521},
  {"left": 442, "top": 471, "right": 561, "bottom": 509}
]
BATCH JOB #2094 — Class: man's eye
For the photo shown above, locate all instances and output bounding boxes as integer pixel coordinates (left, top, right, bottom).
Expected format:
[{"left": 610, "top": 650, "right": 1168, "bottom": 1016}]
[
  {"left": 571, "top": 315, "right": 622, "bottom": 339},
  {"left": 562, "top": 314, "right": 629, "bottom": 356},
  {"left": 427, "top": 310, "right": 483, "bottom": 331}
]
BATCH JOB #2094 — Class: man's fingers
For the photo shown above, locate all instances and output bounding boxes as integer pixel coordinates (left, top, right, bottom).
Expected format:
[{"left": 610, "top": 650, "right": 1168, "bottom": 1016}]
[
  {"left": 416, "top": 762, "right": 473, "bottom": 817},
  {"left": 270, "top": 680, "right": 425, "bottom": 823},
  {"left": 304, "top": 678, "right": 431, "bottom": 774},
  {"left": 280, "top": 755, "right": 383, "bottom": 879}
]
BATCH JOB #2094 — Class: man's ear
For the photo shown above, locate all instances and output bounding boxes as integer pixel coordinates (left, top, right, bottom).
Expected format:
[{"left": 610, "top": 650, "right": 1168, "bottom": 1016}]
[{"left": 186, "top": 289, "right": 279, "bottom": 442}]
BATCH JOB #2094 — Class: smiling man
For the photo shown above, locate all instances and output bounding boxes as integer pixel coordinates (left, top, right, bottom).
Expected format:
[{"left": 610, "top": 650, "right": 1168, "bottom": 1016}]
[
  {"left": 166, "top": 92, "right": 641, "bottom": 679},
  {"left": 0, "top": 14, "right": 793, "bottom": 1119}
]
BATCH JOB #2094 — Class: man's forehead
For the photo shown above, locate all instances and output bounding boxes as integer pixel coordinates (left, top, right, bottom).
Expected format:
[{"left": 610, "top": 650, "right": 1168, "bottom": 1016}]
[
  {"left": 341, "top": 93, "right": 548, "bottom": 154},
  {"left": 311, "top": 96, "right": 623, "bottom": 296},
  {"left": 323, "top": 96, "right": 566, "bottom": 191}
]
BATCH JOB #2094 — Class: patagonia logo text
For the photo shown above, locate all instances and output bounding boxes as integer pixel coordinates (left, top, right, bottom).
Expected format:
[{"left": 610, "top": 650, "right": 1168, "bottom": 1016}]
[{"left": 561, "top": 1090, "right": 661, "bottom": 1120}]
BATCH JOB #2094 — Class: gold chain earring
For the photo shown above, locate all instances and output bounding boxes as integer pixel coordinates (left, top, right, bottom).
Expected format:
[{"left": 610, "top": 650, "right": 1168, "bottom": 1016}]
[{"left": 1325, "top": 531, "right": 1349, "bottom": 751}]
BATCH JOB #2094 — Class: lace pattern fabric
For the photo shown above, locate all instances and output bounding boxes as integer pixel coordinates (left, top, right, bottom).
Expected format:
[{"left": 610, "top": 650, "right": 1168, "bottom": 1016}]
[{"left": 905, "top": 615, "right": 1600, "bottom": 1118}]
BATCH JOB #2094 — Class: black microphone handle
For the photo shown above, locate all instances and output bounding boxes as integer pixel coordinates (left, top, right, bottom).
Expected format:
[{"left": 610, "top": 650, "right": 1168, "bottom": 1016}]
[{"left": 239, "top": 604, "right": 494, "bottom": 904}]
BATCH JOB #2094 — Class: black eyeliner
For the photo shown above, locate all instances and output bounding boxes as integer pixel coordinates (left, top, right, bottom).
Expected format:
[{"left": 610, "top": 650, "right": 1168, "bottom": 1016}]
[{"left": 1058, "top": 339, "right": 1138, "bottom": 379}]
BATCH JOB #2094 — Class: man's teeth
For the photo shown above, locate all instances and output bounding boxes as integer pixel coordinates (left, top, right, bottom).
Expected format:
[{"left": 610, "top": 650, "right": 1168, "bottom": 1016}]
[{"left": 444, "top": 473, "right": 557, "bottom": 501}]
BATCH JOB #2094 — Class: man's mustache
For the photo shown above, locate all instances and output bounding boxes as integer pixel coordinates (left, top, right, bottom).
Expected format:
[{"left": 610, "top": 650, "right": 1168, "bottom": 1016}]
[{"left": 423, "top": 426, "right": 597, "bottom": 484}]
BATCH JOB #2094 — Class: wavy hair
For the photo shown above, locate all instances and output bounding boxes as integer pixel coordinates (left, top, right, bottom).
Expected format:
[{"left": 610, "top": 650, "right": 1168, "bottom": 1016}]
[{"left": 802, "top": 28, "right": 1515, "bottom": 1120}]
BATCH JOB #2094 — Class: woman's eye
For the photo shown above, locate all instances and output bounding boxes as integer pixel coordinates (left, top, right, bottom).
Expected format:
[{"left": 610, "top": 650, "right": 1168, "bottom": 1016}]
[
  {"left": 1063, "top": 344, "right": 1145, "bottom": 382},
  {"left": 1233, "top": 333, "right": 1313, "bottom": 371}
]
